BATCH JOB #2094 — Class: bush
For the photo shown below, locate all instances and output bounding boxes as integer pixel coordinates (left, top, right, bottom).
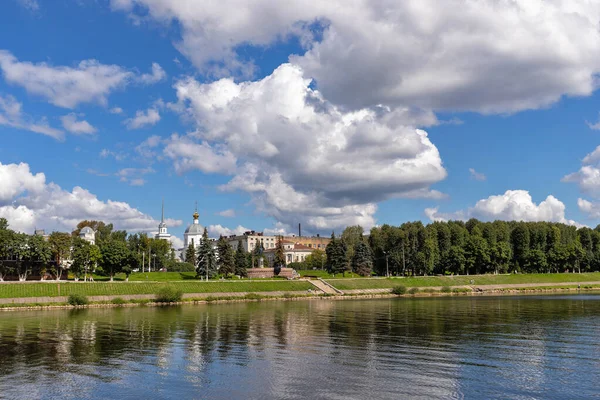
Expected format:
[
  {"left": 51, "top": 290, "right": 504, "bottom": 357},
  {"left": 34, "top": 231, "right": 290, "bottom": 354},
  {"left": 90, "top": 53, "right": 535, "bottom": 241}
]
[
  {"left": 167, "top": 261, "right": 196, "bottom": 272},
  {"left": 244, "top": 293, "right": 264, "bottom": 300},
  {"left": 408, "top": 287, "right": 419, "bottom": 295},
  {"left": 391, "top": 285, "right": 407, "bottom": 295},
  {"left": 155, "top": 286, "right": 183, "bottom": 303},
  {"left": 111, "top": 297, "right": 126, "bottom": 305},
  {"left": 68, "top": 293, "right": 89, "bottom": 306},
  {"left": 440, "top": 286, "right": 452, "bottom": 293}
]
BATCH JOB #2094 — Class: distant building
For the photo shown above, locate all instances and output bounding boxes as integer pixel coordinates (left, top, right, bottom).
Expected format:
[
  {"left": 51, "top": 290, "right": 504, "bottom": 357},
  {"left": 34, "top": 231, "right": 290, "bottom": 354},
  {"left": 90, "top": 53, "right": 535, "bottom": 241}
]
[
  {"left": 184, "top": 205, "right": 204, "bottom": 249},
  {"left": 155, "top": 200, "right": 171, "bottom": 241},
  {"left": 34, "top": 229, "right": 49, "bottom": 241},
  {"left": 226, "top": 231, "right": 277, "bottom": 252},
  {"left": 79, "top": 226, "right": 96, "bottom": 245},
  {"left": 264, "top": 241, "right": 314, "bottom": 266},
  {"left": 283, "top": 235, "right": 330, "bottom": 250}
]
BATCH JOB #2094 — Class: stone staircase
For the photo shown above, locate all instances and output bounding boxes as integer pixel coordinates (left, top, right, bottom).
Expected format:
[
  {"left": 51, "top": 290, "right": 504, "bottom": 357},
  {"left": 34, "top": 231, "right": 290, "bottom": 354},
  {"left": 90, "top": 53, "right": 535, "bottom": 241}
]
[{"left": 309, "top": 279, "right": 343, "bottom": 295}]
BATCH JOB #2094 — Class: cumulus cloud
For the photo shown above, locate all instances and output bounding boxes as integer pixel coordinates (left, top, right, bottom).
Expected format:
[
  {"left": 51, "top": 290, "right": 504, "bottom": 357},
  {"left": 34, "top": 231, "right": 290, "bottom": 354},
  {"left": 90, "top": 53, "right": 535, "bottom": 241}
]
[
  {"left": 469, "top": 168, "right": 486, "bottom": 181},
  {"left": 425, "top": 190, "right": 579, "bottom": 226},
  {"left": 0, "top": 94, "right": 63, "bottom": 139},
  {"left": 99, "top": 148, "right": 127, "bottom": 161},
  {"left": 563, "top": 146, "right": 600, "bottom": 196},
  {"left": 16, "top": 0, "right": 39, "bottom": 11},
  {"left": 60, "top": 113, "right": 97, "bottom": 135},
  {"left": 112, "top": 0, "right": 600, "bottom": 113},
  {"left": 165, "top": 64, "right": 445, "bottom": 231},
  {"left": 124, "top": 107, "right": 160, "bottom": 129},
  {"left": 217, "top": 209, "right": 236, "bottom": 218},
  {"left": 207, "top": 224, "right": 250, "bottom": 237},
  {"left": 135, "top": 135, "right": 162, "bottom": 159},
  {"left": 0, "top": 50, "right": 162, "bottom": 108},
  {"left": 0, "top": 162, "right": 182, "bottom": 233},
  {"left": 169, "top": 235, "right": 184, "bottom": 249},
  {"left": 115, "top": 167, "right": 154, "bottom": 186},
  {"left": 109, "top": 107, "right": 123, "bottom": 114},
  {"left": 138, "top": 62, "right": 166, "bottom": 84}
]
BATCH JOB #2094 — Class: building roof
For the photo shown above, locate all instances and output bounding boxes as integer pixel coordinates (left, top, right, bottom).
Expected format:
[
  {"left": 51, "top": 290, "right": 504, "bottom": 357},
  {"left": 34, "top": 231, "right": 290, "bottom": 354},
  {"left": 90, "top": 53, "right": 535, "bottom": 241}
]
[
  {"left": 80, "top": 227, "right": 94, "bottom": 235},
  {"left": 185, "top": 224, "right": 204, "bottom": 235}
]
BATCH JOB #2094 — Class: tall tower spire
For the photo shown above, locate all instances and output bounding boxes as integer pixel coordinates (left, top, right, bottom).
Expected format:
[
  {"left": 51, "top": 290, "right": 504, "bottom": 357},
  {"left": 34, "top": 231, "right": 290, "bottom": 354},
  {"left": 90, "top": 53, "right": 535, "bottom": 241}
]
[{"left": 193, "top": 201, "right": 199, "bottom": 224}]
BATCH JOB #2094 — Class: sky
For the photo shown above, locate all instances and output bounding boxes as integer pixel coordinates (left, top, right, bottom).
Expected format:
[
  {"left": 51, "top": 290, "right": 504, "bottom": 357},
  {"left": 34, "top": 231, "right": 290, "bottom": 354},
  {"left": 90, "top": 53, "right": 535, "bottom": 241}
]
[{"left": 2, "top": 0, "right": 600, "bottom": 249}]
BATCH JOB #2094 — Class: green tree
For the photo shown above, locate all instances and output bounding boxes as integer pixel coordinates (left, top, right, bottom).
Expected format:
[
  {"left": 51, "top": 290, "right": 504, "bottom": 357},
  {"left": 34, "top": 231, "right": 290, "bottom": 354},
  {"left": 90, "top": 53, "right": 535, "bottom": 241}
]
[
  {"left": 185, "top": 243, "right": 197, "bottom": 265},
  {"left": 216, "top": 236, "right": 235, "bottom": 277},
  {"left": 48, "top": 232, "right": 72, "bottom": 280},
  {"left": 351, "top": 240, "right": 373, "bottom": 276},
  {"left": 273, "top": 236, "right": 286, "bottom": 270},
  {"left": 0, "top": 220, "right": 14, "bottom": 281},
  {"left": 235, "top": 240, "right": 248, "bottom": 277},
  {"left": 16, "top": 234, "right": 52, "bottom": 281},
  {"left": 196, "top": 228, "right": 217, "bottom": 279},
  {"left": 524, "top": 249, "right": 547, "bottom": 273},
  {"left": 445, "top": 246, "right": 466, "bottom": 275},
  {"left": 100, "top": 239, "right": 131, "bottom": 281},
  {"left": 341, "top": 225, "right": 364, "bottom": 265},
  {"left": 326, "top": 233, "right": 348, "bottom": 276},
  {"left": 72, "top": 238, "right": 101, "bottom": 281},
  {"left": 304, "top": 249, "right": 326, "bottom": 270}
]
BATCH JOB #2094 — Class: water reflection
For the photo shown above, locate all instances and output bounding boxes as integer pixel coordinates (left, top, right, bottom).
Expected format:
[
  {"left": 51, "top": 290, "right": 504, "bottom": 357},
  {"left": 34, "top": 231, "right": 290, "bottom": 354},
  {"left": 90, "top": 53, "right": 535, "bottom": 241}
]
[{"left": 1, "top": 295, "right": 600, "bottom": 399}]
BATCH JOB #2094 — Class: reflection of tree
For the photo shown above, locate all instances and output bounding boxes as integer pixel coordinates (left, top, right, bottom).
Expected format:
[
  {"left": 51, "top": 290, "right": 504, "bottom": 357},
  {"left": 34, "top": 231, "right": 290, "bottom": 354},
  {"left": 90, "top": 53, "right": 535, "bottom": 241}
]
[{"left": 0, "top": 296, "right": 599, "bottom": 392}]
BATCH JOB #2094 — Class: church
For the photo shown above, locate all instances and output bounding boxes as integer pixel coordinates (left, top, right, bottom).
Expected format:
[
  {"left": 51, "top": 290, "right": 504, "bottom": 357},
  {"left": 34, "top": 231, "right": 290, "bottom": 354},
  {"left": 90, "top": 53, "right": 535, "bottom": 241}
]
[
  {"left": 184, "top": 205, "right": 204, "bottom": 249},
  {"left": 155, "top": 200, "right": 171, "bottom": 241}
]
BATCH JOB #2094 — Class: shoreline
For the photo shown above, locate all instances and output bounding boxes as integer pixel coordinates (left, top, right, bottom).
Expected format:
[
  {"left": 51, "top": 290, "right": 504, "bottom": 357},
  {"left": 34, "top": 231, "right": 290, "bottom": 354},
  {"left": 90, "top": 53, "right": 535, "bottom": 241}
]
[{"left": 1, "top": 285, "right": 599, "bottom": 312}]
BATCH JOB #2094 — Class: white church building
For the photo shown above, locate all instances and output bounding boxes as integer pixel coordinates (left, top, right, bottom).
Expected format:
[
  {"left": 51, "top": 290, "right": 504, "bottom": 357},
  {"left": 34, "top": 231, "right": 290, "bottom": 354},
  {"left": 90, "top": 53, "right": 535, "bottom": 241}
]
[{"left": 184, "top": 206, "right": 203, "bottom": 249}]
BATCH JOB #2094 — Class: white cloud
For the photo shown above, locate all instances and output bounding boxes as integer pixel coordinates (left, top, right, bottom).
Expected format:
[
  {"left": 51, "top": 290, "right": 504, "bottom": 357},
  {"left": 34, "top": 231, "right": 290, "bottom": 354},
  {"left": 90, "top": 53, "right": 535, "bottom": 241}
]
[
  {"left": 16, "top": 0, "right": 39, "bottom": 11},
  {"left": 99, "top": 148, "right": 127, "bottom": 161},
  {"left": 109, "top": 107, "right": 123, "bottom": 114},
  {"left": 166, "top": 63, "right": 444, "bottom": 231},
  {"left": 0, "top": 161, "right": 182, "bottom": 233},
  {"left": 116, "top": 167, "right": 154, "bottom": 186},
  {"left": 138, "top": 62, "right": 166, "bottom": 84},
  {"left": 563, "top": 146, "right": 600, "bottom": 197},
  {"left": 207, "top": 224, "right": 250, "bottom": 237},
  {"left": 60, "top": 113, "right": 97, "bottom": 135},
  {"left": 217, "top": 209, "right": 236, "bottom": 218},
  {"left": 577, "top": 198, "right": 600, "bottom": 219},
  {"left": 124, "top": 108, "right": 160, "bottom": 129},
  {"left": 112, "top": 0, "right": 600, "bottom": 113},
  {"left": 469, "top": 168, "right": 486, "bottom": 181},
  {"left": 163, "top": 134, "right": 237, "bottom": 174},
  {"left": 0, "top": 50, "right": 163, "bottom": 109},
  {"left": 425, "top": 190, "right": 579, "bottom": 226},
  {"left": 0, "top": 94, "right": 63, "bottom": 139},
  {"left": 135, "top": 135, "right": 162, "bottom": 159},
  {"left": 169, "top": 235, "right": 184, "bottom": 249}
]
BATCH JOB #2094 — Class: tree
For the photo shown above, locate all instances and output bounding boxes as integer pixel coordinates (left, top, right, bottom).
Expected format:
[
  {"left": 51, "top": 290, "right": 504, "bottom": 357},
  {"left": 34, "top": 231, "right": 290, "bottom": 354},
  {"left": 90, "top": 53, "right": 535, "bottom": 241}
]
[
  {"left": 273, "top": 236, "right": 286, "bottom": 275},
  {"left": 217, "top": 236, "right": 235, "bottom": 278},
  {"left": 235, "top": 240, "right": 248, "bottom": 277},
  {"left": 351, "top": 240, "right": 373, "bottom": 276},
  {"left": 445, "top": 246, "right": 466, "bottom": 275},
  {"left": 100, "top": 239, "right": 131, "bottom": 281},
  {"left": 14, "top": 234, "right": 51, "bottom": 281},
  {"left": 196, "top": 228, "right": 217, "bottom": 279},
  {"left": 305, "top": 249, "right": 326, "bottom": 270},
  {"left": 48, "top": 232, "right": 72, "bottom": 280},
  {"left": 72, "top": 238, "right": 101, "bottom": 281},
  {"left": 72, "top": 220, "right": 114, "bottom": 245},
  {"left": 341, "top": 225, "right": 364, "bottom": 265},
  {"left": 326, "top": 233, "right": 348, "bottom": 276},
  {"left": 0, "top": 221, "right": 14, "bottom": 281},
  {"left": 185, "top": 243, "right": 197, "bottom": 265}
]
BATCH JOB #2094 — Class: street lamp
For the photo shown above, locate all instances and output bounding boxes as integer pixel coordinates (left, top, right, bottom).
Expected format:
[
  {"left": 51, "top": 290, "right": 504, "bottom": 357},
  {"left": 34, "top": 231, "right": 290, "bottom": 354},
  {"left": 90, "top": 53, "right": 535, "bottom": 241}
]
[
  {"left": 152, "top": 254, "right": 156, "bottom": 272},
  {"left": 383, "top": 251, "right": 389, "bottom": 278}
]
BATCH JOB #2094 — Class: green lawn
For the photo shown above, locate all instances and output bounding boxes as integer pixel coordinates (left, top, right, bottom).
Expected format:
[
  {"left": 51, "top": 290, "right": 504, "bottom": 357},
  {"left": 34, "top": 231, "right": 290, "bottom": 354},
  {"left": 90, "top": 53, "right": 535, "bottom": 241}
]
[
  {"left": 327, "top": 272, "right": 600, "bottom": 290},
  {"left": 297, "top": 270, "right": 364, "bottom": 279},
  {"left": 0, "top": 280, "right": 314, "bottom": 299}
]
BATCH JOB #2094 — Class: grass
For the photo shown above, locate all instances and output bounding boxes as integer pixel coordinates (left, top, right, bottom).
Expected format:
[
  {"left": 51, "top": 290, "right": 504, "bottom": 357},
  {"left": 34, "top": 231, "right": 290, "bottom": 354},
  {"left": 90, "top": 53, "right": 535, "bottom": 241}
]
[
  {"left": 296, "top": 270, "right": 364, "bottom": 279},
  {"left": 0, "top": 280, "right": 314, "bottom": 299},
  {"left": 325, "top": 272, "right": 600, "bottom": 290}
]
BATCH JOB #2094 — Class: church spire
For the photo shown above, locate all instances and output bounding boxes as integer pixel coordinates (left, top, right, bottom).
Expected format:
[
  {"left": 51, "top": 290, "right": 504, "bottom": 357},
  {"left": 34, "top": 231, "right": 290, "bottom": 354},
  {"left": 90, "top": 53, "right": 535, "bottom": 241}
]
[{"left": 193, "top": 201, "right": 199, "bottom": 224}]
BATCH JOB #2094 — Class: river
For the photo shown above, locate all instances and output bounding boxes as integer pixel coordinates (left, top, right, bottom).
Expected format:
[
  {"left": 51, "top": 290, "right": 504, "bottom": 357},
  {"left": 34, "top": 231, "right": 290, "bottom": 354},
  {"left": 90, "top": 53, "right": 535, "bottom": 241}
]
[{"left": 1, "top": 295, "right": 600, "bottom": 399}]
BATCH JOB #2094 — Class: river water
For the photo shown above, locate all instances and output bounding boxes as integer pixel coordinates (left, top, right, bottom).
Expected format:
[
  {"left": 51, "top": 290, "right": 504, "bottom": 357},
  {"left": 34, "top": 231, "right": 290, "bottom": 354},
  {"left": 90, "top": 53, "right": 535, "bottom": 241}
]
[{"left": 1, "top": 295, "right": 600, "bottom": 399}]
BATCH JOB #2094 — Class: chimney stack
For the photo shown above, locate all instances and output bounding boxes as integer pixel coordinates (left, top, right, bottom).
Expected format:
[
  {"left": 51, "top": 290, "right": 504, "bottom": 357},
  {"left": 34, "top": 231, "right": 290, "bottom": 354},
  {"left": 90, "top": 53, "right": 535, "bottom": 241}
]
[{"left": 298, "top": 223, "right": 301, "bottom": 237}]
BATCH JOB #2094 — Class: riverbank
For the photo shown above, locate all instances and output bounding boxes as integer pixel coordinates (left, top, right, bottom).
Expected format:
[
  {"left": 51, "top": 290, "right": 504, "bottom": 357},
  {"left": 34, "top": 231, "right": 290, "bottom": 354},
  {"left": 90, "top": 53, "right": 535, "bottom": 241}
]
[{"left": 2, "top": 282, "right": 600, "bottom": 312}]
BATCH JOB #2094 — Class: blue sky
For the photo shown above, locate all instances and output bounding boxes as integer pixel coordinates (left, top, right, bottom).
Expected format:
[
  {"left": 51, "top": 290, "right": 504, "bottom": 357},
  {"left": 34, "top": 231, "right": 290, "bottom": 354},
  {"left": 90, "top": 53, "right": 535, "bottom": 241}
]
[{"left": 2, "top": 0, "right": 600, "bottom": 248}]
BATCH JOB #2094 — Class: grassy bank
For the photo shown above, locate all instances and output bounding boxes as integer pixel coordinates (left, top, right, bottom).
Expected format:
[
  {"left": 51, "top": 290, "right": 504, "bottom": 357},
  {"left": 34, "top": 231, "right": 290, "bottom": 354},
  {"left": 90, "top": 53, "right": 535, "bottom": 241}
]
[
  {"left": 0, "top": 280, "right": 314, "bottom": 299},
  {"left": 327, "top": 272, "right": 600, "bottom": 290},
  {"left": 297, "top": 270, "right": 363, "bottom": 279}
]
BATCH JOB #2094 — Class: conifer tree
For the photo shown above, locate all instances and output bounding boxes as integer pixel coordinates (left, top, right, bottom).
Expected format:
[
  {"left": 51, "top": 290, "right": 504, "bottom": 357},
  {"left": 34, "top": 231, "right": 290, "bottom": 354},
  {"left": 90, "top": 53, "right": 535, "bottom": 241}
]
[
  {"left": 235, "top": 240, "right": 248, "bottom": 277},
  {"left": 196, "top": 228, "right": 217, "bottom": 280},
  {"left": 352, "top": 239, "right": 373, "bottom": 276},
  {"left": 273, "top": 235, "right": 286, "bottom": 275},
  {"left": 185, "top": 243, "right": 197, "bottom": 265},
  {"left": 217, "top": 236, "right": 235, "bottom": 277}
]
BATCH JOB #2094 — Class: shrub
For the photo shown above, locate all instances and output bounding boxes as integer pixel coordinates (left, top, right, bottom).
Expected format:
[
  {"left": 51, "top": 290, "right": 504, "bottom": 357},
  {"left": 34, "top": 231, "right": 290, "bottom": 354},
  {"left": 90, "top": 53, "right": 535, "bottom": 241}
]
[
  {"left": 155, "top": 286, "right": 183, "bottom": 303},
  {"left": 392, "top": 285, "right": 407, "bottom": 295},
  {"left": 440, "top": 286, "right": 452, "bottom": 293},
  {"left": 111, "top": 297, "right": 126, "bottom": 305},
  {"left": 244, "top": 293, "right": 264, "bottom": 300},
  {"left": 408, "top": 287, "right": 419, "bottom": 295},
  {"left": 68, "top": 293, "right": 89, "bottom": 306}
]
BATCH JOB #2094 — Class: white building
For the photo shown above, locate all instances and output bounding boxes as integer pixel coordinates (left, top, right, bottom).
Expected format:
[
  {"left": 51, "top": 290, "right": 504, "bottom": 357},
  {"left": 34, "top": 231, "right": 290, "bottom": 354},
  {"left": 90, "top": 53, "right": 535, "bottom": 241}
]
[
  {"left": 226, "top": 231, "right": 277, "bottom": 252},
  {"left": 184, "top": 207, "right": 204, "bottom": 249},
  {"left": 155, "top": 200, "right": 171, "bottom": 241},
  {"left": 264, "top": 241, "right": 314, "bottom": 266},
  {"left": 79, "top": 226, "right": 96, "bottom": 245}
]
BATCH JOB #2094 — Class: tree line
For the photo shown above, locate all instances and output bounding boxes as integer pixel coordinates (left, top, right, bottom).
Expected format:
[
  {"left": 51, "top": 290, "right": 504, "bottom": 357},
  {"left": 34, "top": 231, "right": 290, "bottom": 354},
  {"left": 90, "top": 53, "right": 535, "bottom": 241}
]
[
  {"left": 317, "top": 220, "right": 600, "bottom": 277},
  {"left": 0, "top": 219, "right": 175, "bottom": 281}
]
